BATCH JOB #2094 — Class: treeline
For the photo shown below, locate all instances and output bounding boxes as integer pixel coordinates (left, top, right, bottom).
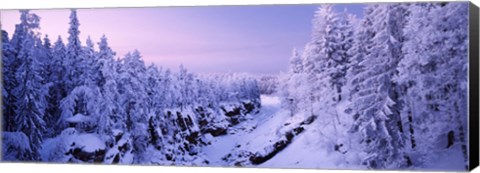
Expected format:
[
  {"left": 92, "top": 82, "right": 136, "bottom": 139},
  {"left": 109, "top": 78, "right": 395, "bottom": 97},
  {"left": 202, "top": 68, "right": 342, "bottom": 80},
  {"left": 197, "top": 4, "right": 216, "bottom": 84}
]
[
  {"left": 280, "top": 3, "right": 468, "bottom": 170},
  {"left": 1, "top": 10, "right": 260, "bottom": 164},
  {"left": 256, "top": 75, "right": 279, "bottom": 95}
]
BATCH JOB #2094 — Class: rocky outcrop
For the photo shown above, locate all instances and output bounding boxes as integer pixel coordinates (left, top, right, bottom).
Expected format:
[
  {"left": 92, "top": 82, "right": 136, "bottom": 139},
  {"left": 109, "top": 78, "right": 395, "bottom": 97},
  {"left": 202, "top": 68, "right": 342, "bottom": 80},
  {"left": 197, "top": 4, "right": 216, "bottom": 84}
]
[{"left": 222, "top": 115, "right": 317, "bottom": 166}]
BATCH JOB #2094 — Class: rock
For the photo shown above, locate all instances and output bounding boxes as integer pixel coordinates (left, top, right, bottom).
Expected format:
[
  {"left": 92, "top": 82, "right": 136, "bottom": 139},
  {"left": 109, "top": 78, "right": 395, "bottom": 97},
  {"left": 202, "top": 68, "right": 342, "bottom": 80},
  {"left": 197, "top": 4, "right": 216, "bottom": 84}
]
[{"left": 225, "top": 107, "right": 241, "bottom": 117}]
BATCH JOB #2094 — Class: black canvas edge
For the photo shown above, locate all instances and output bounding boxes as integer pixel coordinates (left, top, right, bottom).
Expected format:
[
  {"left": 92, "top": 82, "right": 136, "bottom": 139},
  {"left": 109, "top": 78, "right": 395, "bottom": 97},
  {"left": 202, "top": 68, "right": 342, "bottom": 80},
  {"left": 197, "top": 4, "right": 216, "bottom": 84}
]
[{"left": 469, "top": 2, "right": 480, "bottom": 171}]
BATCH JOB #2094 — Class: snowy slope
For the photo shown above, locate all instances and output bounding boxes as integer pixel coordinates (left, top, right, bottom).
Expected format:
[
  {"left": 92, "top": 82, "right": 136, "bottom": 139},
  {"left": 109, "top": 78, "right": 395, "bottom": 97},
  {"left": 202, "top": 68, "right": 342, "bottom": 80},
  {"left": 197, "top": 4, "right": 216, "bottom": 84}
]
[
  {"left": 202, "top": 95, "right": 358, "bottom": 169},
  {"left": 257, "top": 96, "right": 364, "bottom": 169},
  {"left": 202, "top": 95, "right": 287, "bottom": 165}
]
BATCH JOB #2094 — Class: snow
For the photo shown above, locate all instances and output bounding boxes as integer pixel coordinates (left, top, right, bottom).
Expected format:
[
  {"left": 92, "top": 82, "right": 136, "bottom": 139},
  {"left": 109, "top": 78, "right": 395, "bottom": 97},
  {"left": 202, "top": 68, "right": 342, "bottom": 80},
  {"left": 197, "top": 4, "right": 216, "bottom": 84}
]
[
  {"left": 65, "top": 113, "right": 90, "bottom": 123},
  {"left": 202, "top": 95, "right": 363, "bottom": 169},
  {"left": 40, "top": 129, "right": 106, "bottom": 162},
  {"left": 2, "top": 132, "right": 32, "bottom": 161},
  {"left": 73, "top": 134, "right": 106, "bottom": 152},
  {"left": 421, "top": 145, "right": 466, "bottom": 171},
  {"left": 1, "top": 132, "right": 31, "bottom": 152},
  {"left": 259, "top": 112, "right": 363, "bottom": 169},
  {"left": 202, "top": 95, "right": 287, "bottom": 165},
  {"left": 203, "top": 95, "right": 353, "bottom": 169},
  {"left": 260, "top": 95, "right": 280, "bottom": 106}
]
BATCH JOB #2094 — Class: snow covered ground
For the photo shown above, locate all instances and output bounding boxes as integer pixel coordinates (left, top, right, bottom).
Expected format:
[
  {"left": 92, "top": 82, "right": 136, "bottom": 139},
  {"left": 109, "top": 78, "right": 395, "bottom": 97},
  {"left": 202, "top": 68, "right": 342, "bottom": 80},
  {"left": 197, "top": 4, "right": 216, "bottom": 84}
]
[
  {"left": 202, "top": 95, "right": 360, "bottom": 169},
  {"left": 202, "top": 95, "right": 287, "bottom": 166}
]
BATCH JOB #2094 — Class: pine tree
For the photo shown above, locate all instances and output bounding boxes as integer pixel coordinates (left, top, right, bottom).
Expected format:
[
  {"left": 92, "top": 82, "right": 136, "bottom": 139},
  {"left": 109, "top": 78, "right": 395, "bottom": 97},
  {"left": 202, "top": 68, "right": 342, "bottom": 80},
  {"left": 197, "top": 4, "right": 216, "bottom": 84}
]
[
  {"left": 39, "top": 35, "right": 52, "bottom": 84},
  {"left": 145, "top": 64, "right": 164, "bottom": 146},
  {"left": 3, "top": 10, "right": 42, "bottom": 132},
  {"left": 83, "top": 36, "right": 96, "bottom": 86},
  {"left": 96, "top": 35, "right": 123, "bottom": 134},
  {"left": 65, "top": 9, "right": 85, "bottom": 90},
  {"left": 94, "top": 35, "right": 116, "bottom": 86},
  {"left": 324, "top": 11, "right": 356, "bottom": 102},
  {"left": 117, "top": 50, "right": 150, "bottom": 163},
  {"left": 2, "top": 30, "right": 16, "bottom": 132},
  {"left": 300, "top": 4, "right": 345, "bottom": 116},
  {"left": 280, "top": 48, "right": 303, "bottom": 115},
  {"left": 11, "top": 10, "right": 48, "bottom": 160},
  {"left": 346, "top": 4, "right": 409, "bottom": 169},
  {"left": 45, "top": 36, "right": 68, "bottom": 135}
]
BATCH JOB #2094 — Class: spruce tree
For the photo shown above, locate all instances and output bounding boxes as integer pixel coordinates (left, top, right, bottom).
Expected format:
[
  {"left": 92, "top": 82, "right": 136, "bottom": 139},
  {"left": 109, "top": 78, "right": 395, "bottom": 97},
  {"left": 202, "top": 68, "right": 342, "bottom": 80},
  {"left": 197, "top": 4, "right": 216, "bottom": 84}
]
[
  {"left": 12, "top": 10, "right": 48, "bottom": 160},
  {"left": 347, "top": 4, "right": 409, "bottom": 169}
]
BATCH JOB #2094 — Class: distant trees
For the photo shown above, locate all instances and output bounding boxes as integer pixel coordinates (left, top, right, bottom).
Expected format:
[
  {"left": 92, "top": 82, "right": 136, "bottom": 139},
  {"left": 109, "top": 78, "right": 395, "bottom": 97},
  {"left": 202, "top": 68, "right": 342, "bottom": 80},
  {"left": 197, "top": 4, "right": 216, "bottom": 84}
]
[
  {"left": 280, "top": 2, "right": 469, "bottom": 170},
  {"left": 257, "top": 75, "right": 279, "bottom": 95}
]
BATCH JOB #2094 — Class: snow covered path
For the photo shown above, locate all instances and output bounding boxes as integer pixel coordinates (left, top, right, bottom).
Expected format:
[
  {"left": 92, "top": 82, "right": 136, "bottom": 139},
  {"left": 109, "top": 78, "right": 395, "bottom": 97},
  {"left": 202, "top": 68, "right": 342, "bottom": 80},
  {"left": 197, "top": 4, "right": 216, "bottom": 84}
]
[{"left": 202, "top": 95, "right": 289, "bottom": 166}]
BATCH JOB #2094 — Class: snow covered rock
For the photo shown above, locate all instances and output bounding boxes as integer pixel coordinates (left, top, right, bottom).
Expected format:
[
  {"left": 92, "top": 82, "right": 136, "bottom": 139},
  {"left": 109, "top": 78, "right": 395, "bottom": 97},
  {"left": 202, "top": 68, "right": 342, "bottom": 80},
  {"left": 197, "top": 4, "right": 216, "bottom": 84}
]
[
  {"left": 1, "top": 132, "right": 32, "bottom": 161},
  {"left": 104, "top": 132, "right": 134, "bottom": 164},
  {"left": 65, "top": 133, "right": 107, "bottom": 163},
  {"left": 220, "top": 99, "right": 261, "bottom": 127}
]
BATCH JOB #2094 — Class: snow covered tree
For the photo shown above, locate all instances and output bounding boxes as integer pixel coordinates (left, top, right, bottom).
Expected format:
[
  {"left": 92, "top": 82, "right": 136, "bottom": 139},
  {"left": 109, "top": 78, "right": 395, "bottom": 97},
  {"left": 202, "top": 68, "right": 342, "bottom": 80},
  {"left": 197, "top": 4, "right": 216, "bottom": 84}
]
[
  {"left": 116, "top": 50, "right": 150, "bottom": 162},
  {"left": 289, "top": 4, "right": 353, "bottom": 116},
  {"left": 2, "top": 30, "right": 17, "bottom": 132},
  {"left": 65, "top": 9, "right": 86, "bottom": 90},
  {"left": 301, "top": 5, "right": 332, "bottom": 116},
  {"left": 11, "top": 10, "right": 48, "bottom": 161},
  {"left": 279, "top": 48, "right": 306, "bottom": 115},
  {"left": 93, "top": 35, "right": 116, "bottom": 86},
  {"left": 145, "top": 64, "right": 165, "bottom": 145},
  {"left": 58, "top": 85, "right": 103, "bottom": 133},
  {"left": 37, "top": 35, "right": 52, "bottom": 84},
  {"left": 3, "top": 10, "right": 43, "bottom": 132},
  {"left": 176, "top": 64, "right": 195, "bottom": 109},
  {"left": 118, "top": 50, "right": 147, "bottom": 131},
  {"left": 95, "top": 35, "right": 123, "bottom": 135},
  {"left": 325, "top": 11, "right": 356, "bottom": 102},
  {"left": 346, "top": 4, "right": 409, "bottom": 169},
  {"left": 43, "top": 36, "right": 69, "bottom": 135},
  {"left": 83, "top": 36, "right": 96, "bottom": 86},
  {"left": 396, "top": 2, "right": 469, "bottom": 169},
  {"left": 257, "top": 75, "right": 279, "bottom": 95}
]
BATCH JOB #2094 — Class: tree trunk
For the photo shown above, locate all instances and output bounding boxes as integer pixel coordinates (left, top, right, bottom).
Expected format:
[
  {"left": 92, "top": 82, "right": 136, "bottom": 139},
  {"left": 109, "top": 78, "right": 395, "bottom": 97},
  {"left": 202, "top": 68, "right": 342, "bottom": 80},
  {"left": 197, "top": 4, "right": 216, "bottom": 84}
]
[
  {"left": 454, "top": 101, "right": 468, "bottom": 170},
  {"left": 407, "top": 110, "right": 416, "bottom": 149}
]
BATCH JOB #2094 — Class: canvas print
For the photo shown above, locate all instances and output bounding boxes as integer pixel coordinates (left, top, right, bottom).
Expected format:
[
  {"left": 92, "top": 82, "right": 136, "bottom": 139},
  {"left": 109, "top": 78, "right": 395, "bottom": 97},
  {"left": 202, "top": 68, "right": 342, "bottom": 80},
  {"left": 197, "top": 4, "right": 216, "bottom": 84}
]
[{"left": 0, "top": 1, "right": 476, "bottom": 171}]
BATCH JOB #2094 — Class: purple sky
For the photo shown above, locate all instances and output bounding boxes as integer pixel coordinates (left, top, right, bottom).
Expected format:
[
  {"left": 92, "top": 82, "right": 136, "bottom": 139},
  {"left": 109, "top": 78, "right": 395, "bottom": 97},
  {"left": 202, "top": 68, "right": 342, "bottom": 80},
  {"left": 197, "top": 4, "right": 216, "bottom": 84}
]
[{"left": 1, "top": 4, "right": 364, "bottom": 75}]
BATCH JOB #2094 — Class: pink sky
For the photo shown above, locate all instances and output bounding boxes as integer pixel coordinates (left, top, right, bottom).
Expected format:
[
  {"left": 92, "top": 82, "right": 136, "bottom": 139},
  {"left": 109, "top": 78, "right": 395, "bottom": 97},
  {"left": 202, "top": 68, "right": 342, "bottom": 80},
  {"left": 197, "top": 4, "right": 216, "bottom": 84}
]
[{"left": 1, "top": 5, "right": 362, "bottom": 74}]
